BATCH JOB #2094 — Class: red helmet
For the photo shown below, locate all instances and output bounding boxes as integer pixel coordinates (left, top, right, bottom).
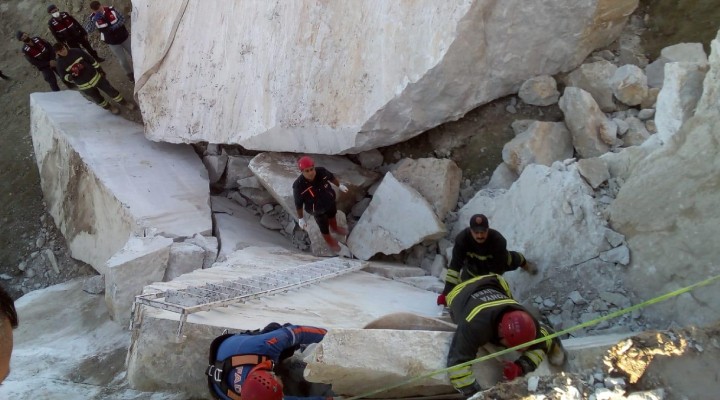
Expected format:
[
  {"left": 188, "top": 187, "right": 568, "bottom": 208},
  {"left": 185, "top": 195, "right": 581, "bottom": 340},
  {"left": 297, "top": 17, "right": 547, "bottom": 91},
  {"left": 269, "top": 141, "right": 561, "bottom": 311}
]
[
  {"left": 298, "top": 156, "right": 314, "bottom": 171},
  {"left": 499, "top": 310, "right": 537, "bottom": 348},
  {"left": 241, "top": 369, "right": 283, "bottom": 400}
]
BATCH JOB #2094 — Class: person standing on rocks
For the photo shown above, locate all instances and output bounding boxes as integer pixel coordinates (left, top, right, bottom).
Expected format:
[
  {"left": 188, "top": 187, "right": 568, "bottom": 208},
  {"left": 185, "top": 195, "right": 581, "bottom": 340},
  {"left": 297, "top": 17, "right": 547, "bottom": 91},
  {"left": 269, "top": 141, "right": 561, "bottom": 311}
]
[
  {"left": 17, "top": 31, "right": 63, "bottom": 91},
  {"left": 437, "top": 213, "right": 538, "bottom": 307},
  {"left": 445, "top": 273, "right": 565, "bottom": 398},
  {"left": 47, "top": 4, "right": 105, "bottom": 63},
  {"left": 0, "top": 285, "right": 18, "bottom": 384},
  {"left": 293, "top": 156, "right": 349, "bottom": 253},
  {"left": 87, "top": 1, "right": 134, "bottom": 83},
  {"left": 53, "top": 43, "right": 136, "bottom": 114}
]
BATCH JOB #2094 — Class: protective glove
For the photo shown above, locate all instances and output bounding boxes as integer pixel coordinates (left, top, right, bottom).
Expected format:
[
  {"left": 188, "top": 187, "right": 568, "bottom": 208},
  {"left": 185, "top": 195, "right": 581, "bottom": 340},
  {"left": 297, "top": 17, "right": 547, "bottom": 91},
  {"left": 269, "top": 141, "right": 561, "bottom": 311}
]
[
  {"left": 502, "top": 361, "right": 523, "bottom": 381},
  {"left": 522, "top": 261, "right": 538, "bottom": 275},
  {"left": 338, "top": 184, "right": 349, "bottom": 193},
  {"left": 298, "top": 217, "right": 308, "bottom": 230},
  {"left": 458, "top": 381, "right": 481, "bottom": 399},
  {"left": 436, "top": 293, "right": 447, "bottom": 306}
]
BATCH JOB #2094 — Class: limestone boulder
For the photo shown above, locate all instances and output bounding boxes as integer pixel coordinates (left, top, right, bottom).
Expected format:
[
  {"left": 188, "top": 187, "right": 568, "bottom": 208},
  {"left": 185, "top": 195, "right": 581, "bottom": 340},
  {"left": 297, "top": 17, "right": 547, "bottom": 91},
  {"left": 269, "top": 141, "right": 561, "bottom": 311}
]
[
  {"left": 609, "top": 31, "right": 720, "bottom": 327},
  {"left": 518, "top": 75, "right": 560, "bottom": 106},
  {"left": 565, "top": 60, "right": 618, "bottom": 111},
  {"left": 611, "top": 65, "right": 648, "bottom": 106},
  {"left": 655, "top": 62, "right": 709, "bottom": 144},
  {"left": 501, "top": 121, "right": 573, "bottom": 175},
  {"left": 248, "top": 153, "right": 381, "bottom": 217},
  {"left": 644, "top": 42, "right": 708, "bottom": 88},
  {"left": 29, "top": 91, "right": 212, "bottom": 273},
  {"left": 558, "top": 87, "right": 611, "bottom": 158},
  {"left": 133, "top": 0, "right": 638, "bottom": 153},
  {"left": 348, "top": 173, "right": 446, "bottom": 260},
  {"left": 390, "top": 158, "right": 462, "bottom": 219}
]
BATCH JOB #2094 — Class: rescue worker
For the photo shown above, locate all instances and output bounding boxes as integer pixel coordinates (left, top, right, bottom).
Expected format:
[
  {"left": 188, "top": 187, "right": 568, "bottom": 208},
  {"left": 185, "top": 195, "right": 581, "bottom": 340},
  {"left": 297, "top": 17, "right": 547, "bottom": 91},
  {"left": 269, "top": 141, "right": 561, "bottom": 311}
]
[
  {"left": 293, "top": 156, "right": 349, "bottom": 253},
  {"left": 17, "top": 31, "right": 62, "bottom": 91},
  {"left": 0, "top": 285, "right": 19, "bottom": 384},
  {"left": 437, "top": 214, "right": 538, "bottom": 307},
  {"left": 446, "top": 274, "right": 566, "bottom": 398},
  {"left": 207, "top": 323, "right": 337, "bottom": 400},
  {"left": 47, "top": 4, "right": 104, "bottom": 62},
  {"left": 53, "top": 43, "right": 136, "bottom": 114},
  {"left": 88, "top": 1, "right": 134, "bottom": 82}
]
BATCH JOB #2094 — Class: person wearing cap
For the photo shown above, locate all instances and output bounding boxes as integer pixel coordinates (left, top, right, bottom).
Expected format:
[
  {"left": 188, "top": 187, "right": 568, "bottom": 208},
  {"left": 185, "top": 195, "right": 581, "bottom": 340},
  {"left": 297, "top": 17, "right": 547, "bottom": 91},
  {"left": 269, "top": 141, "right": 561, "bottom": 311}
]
[
  {"left": 445, "top": 273, "right": 565, "bottom": 398},
  {"left": 16, "top": 30, "right": 62, "bottom": 91},
  {"left": 437, "top": 213, "right": 537, "bottom": 307},
  {"left": 47, "top": 4, "right": 105, "bottom": 62},
  {"left": 292, "top": 156, "right": 349, "bottom": 253},
  {"left": 53, "top": 42, "right": 136, "bottom": 114}
]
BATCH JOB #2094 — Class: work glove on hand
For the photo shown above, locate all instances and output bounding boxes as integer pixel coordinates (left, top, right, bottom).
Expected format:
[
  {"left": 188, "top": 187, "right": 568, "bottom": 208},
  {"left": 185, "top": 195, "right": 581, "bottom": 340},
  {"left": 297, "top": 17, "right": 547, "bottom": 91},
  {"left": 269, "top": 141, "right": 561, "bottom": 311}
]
[
  {"left": 522, "top": 261, "right": 538, "bottom": 275},
  {"left": 436, "top": 293, "right": 447, "bottom": 306},
  {"left": 338, "top": 184, "right": 349, "bottom": 193},
  {"left": 502, "top": 361, "right": 523, "bottom": 381},
  {"left": 458, "top": 381, "right": 481, "bottom": 399},
  {"left": 298, "top": 217, "right": 308, "bottom": 230}
]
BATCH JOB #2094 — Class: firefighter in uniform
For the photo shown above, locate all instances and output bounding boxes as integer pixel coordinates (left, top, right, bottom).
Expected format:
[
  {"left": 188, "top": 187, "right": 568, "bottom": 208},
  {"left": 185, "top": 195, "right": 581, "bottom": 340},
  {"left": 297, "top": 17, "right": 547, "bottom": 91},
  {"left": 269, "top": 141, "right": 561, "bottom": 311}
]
[
  {"left": 53, "top": 43, "right": 136, "bottom": 114},
  {"left": 17, "top": 31, "right": 64, "bottom": 92},
  {"left": 446, "top": 273, "right": 566, "bottom": 398},
  {"left": 47, "top": 4, "right": 104, "bottom": 62},
  {"left": 437, "top": 214, "right": 538, "bottom": 307},
  {"left": 207, "top": 323, "right": 336, "bottom": 400},
  {"left": 293, "top": 156, "right": 349, "bottom": 253}
]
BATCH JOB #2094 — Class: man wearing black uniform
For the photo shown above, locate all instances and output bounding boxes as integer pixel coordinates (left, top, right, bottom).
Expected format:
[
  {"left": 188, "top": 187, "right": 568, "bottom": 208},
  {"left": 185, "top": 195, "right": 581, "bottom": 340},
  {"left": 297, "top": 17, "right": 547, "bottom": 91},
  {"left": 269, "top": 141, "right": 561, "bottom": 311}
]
[
  {"left": 445, "top": 274, "right": 565, "bottom": 398},
  {"left": 54, "top": 43, "right": 136, "bottom": 114},
  {"left": 437, "top": 214, "right": 537, "bottom": 306},
  {"left": 293, "top": 156, "right": 349, "bottom": 253},
  {"left": 17, "top": 31, "right": 62, "bottom": 91},
  {"left": 47, "top": 4, "right": 105, "bottom": 62}
]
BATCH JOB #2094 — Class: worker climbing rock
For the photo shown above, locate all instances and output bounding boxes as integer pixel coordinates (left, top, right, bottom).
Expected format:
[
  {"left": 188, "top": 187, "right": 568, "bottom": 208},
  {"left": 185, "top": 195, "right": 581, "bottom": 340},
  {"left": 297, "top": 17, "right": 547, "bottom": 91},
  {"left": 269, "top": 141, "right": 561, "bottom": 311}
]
[
  {"left": 292, "top": 156, "right": 349, "bottom": 253},
  {"left": 445, "top": 273, "right": 566, "bottom": 398},
  {"left": 437, "top": 214, "right": 538, "bottom": 307}
]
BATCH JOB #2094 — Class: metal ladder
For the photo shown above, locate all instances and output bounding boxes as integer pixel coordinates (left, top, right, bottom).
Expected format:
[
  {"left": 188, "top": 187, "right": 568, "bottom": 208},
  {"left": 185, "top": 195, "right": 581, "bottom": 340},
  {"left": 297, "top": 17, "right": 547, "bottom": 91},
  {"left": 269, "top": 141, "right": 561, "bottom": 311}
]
[{"left": 130, "top": 257, "right": 366, "bottom": 339}]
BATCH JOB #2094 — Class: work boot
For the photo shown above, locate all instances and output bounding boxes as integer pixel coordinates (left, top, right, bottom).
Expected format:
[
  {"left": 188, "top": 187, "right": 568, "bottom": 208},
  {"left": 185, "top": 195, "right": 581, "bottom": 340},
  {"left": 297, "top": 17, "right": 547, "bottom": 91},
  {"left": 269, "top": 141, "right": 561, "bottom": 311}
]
[
  {"left": 321, "top": 234, "right": 341, "bottom": 253},
  {"left": 119, "top": 99, "right": 137, "bottom": 110},
  {"left": 548, "top": 336, "right": 568, "bottom": 366},
  {"left": 328, "top": 217, "right": 348, "bottom": 236},
  {"left": 103, "top": 104, "right": 121, "bottom": 115}
]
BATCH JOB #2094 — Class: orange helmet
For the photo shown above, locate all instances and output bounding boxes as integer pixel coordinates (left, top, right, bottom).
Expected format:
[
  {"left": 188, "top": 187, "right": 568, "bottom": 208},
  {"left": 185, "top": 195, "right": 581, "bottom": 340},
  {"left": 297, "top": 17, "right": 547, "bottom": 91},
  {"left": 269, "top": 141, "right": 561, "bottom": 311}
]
[
  {"left": 241, "top": 368, "right": 283, "bottom": 400},
  {"left": 298, "top": 156, "right": 314, "bottom": 171},
  {"left": 499, "top": 310, "right": 537, "bottom": 348}
]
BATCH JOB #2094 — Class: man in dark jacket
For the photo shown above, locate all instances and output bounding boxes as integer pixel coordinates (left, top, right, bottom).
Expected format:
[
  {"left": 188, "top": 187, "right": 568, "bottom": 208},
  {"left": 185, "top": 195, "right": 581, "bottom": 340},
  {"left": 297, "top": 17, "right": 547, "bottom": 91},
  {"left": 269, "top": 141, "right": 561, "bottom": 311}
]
[
  {"left": 88, "top": 1, "right": 133, "bottom": 82},
  {"left": 17, "top": 31, "right": 61, "bottom": 91},
  {"left": 47, "top": 4, "right": 104, "bottom": 62},
  {"left": 54, "top": 43, "right": 136, "bottom": 114},
  {"left": 437, "top": 214, "right": 538, "bottom": 306},
  {"left": 292, "top": 156, "right": 349, "bottom": 253},
  {"left": 445, "top": 274, "right": 565, "bottom": 398},
  {"left": 208, "top": 323, "right": 336, "bottom": 400}
]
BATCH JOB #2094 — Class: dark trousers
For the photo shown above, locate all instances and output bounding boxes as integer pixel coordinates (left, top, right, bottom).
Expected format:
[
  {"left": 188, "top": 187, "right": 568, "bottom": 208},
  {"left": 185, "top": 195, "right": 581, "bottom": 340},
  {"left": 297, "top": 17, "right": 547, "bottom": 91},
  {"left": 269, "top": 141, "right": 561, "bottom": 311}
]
[
  {"left": 83, "top": 75, "right": 122, "bottom": 107},
  {"left": 41, "top": 68, "right": 60, "bottom": 91},
  {"left": 66, "top": 36, "right": 102, "bottom": 60},
  {"left": 310, "top": 203, "right": 338, "bottom": 235}
]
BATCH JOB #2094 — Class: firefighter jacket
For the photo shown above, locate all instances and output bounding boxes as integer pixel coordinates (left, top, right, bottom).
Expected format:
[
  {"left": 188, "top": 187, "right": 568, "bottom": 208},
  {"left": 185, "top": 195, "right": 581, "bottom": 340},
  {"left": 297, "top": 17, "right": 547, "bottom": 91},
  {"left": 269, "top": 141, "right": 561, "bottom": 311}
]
[
  {"left": 210, "top": 324, "right": 328, "bottom": 400},
  {"left": 293, "top": 167, "right": 338, "bottom": 216},
  {"left": 55, "top": 48, "right": 102, "bottom": 90},
  {"left": 445, "top": 274, "right": 554, "bottom": 392},
  {"left": 48, "top": 12, "right": 87, "bottom": 42},
  {"left": 21, "top": 37, "right": 55, "bottom": 71},
  {"left": 89, "top": 6, "right": 129, "bottom": 45},
  {"left": 442, "top": 228, "right": 526, "bottom": 295}
]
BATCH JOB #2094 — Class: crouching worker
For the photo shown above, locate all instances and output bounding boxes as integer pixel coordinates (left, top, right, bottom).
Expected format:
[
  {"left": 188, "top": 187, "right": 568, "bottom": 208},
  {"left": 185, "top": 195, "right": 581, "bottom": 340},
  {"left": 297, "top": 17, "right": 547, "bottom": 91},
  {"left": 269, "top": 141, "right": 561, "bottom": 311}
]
[
  {"left": 207, "top": 322, "right": 339, "bottom": 400},
  {"left": 53, "top": 42, "right": 136, "bottom": 114},
  {"left": 446, "top": 274, "right": 566, "bottom": 399}
]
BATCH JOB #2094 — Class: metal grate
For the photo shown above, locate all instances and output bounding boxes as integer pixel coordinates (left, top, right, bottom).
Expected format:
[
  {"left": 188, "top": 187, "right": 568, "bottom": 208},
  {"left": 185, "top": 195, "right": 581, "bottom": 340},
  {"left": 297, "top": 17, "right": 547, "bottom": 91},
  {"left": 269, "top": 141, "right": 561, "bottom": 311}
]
[{"left": 131, "top": 257, "right": 366, "bottom": 339}]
